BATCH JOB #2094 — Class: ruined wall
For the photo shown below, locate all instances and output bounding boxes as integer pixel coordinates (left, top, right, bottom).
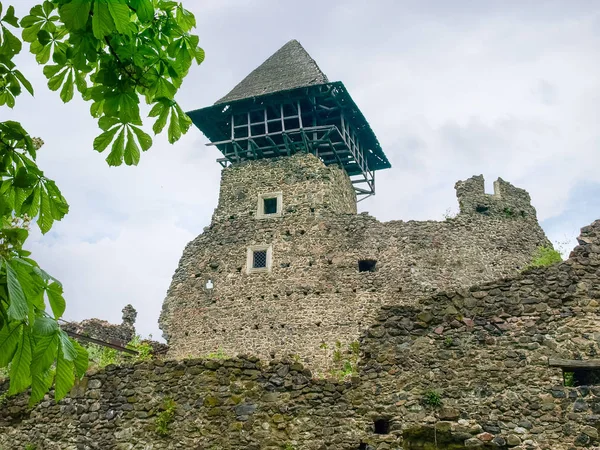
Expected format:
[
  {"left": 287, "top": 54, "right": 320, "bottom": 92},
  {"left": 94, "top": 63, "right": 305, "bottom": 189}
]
[
  {"left": 2, "top": 220, "right": 598, "bottom": 450},
  {"left": 354, "top": 219, "right": 600, "bottom": 449},
  {"left": 61, "top": 305, "right": 137, "bottom": 346},
  {"left": 160, "top": 153, "right": 549, "bottom": 367}
]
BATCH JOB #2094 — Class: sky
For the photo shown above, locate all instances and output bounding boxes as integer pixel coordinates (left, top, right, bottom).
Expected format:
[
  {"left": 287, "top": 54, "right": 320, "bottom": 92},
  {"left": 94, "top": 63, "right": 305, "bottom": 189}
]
[{"left": 6, "top": 0, "right": 600, "bottom": 339}]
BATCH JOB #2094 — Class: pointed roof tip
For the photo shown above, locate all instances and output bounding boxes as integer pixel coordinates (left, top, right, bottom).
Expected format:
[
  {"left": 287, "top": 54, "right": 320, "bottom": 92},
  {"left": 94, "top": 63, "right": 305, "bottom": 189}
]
[{"left": 215, "top": 39, "right": 329, "bottom": 105}]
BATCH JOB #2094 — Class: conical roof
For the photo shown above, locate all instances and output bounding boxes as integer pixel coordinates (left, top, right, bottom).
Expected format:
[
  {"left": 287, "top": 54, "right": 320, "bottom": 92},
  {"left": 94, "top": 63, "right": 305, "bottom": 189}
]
[{"left": 215, "top": 40, "right": 329, "bottom": 105}]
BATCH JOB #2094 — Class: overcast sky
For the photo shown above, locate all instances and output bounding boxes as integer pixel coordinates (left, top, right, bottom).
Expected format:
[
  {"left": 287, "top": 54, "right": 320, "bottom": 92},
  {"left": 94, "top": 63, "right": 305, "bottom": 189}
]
[{"left": 7, "top": 1, "right": 600, "bottom": 339}]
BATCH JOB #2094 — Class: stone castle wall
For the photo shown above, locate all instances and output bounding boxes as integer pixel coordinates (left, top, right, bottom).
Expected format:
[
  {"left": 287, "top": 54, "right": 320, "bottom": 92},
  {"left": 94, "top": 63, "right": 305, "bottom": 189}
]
[
  {"left": 2, "top": 220, "right": 598, "bottom": 450},
  {"left": 160, "top": 153, "right": 549, "bottom": 367}
]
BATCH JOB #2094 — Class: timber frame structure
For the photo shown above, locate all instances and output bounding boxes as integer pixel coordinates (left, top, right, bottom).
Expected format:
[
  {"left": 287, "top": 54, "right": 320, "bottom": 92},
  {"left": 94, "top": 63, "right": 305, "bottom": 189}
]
[{"left": 187, "top": 40, "right": 391, "bottom": 200}]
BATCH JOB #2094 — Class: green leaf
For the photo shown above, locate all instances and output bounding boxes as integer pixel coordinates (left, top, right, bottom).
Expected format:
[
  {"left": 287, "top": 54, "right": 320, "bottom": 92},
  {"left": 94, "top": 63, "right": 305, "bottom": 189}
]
[
  {"left": 175, "top": 5, "right": 196, "bottom": 32},
  {"left": 130, "top": 0, "right": 153, "bottom": 22},
  {"left": 91, "top": 0, "right": 115, "bottom": 39},
  {"left": 38, "top": 187, "right": 54, "bottom": 234},
  {"left": 2, "top": 26, "right": 22, "bottom": 57},
  {"left": 130, "top": 125, "right": 152, "bottom": 151},
  {"left": 6, "top": 260, "right": 29, "bottom": 321},
  {"left": 9, "top": 327, "right": 32, "bottom": 395},
  {"left": 124, "top": 128, "right": 140, "bottom": 165},
  {"left": 59, "top": 1, "right": 92, "bottom": 30},
  {"left": 29, "top": 367, "right": 54, "bottom": 406},
  {"left": 60, "top": 71, "right": 74, "bottom": 103},
  {"left": 2, "top": 5, "right": 19, "bottom": 27},
  {"left": 13, "top": 70, "right": 34, "bottom": 96},
  {"left": 106, "top": 127, "right": 125, "bottom": 166},
  {"left": 106, "top": 1, "right": 130, "bottom": 34},
  {"left": 58, "top": 330, "right": 77, "bottom": 361},
  {"left": 93, "top": 125, "right": 121, "bottom": 152},
  {"left": 13, "top": 167, "right": 38, "bottom": 188},
  {"left": 98, "top": 116, "right": 121, "bottom": 131},
  {"left": 22, "top": 22, "right": 42, "bottom": 43},
  {"left": 36, "top": 42, "right": 52, "bottom": 64},
  {"left": 152, "top": 103, "right": 170, "bottom": 135},
  {"left": 0, "top": 322, "right": 22, "bottom": 366},
  {"left": 72, "top": 340, "right": 88, "bottom": 378},
  {"left": 117, "top": 92, "right": 140, "bottom": 123},
  {"left": 54, "top": 348, "right": 74, "bottom": 401},
  {"left": 37, "top": 29, "right": 52, "bottom": 46},
  {"left": 47, "top": 282, "right": 66, "bottom": 319},
  {"left": 194, "top": 46, "right": 205, "bottom": 65},
  {"left": 47, "top": 67, "right": 68, "bottom": 91},
  {"left": 43, "top": 64, "right": 62, "bottom": 78},
  {"left": 168, "top": 108, "right": 181, "bottom": 144},
  {"left": 33, "top": 316, "right": 59, "bottom": 336}
]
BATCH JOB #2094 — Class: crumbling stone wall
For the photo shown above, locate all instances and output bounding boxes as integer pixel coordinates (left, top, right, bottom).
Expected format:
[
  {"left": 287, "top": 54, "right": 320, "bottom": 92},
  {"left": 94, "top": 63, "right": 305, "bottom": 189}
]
[
  {"left": 61, "top": 304, "right": 137, "bottom": 346},
  {"left": 1, "top": 221, "right": 598, "bottom": 450},
  {"left": 160, "top": 153, "right": 549, "bottom": 368},
  {"left": 354, "top": 219, "right": 600, "bottom": 449}
]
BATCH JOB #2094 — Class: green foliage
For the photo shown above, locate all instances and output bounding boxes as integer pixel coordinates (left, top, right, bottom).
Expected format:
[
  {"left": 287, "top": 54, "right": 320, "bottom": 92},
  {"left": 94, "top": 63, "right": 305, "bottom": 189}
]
[
  {"left": 86, "top": 344, "right": 118, "bottom": 369},
  {"left": 323, "top": 341, "right": 360, "bottom": 381},
  {"left": 564, "top": 371, "right": 575, "bottom": 387},
  {"left": 86, "top": 335, "right": 154, "bottom": 369},
  {"left": 126, "top": 334, "right": 153, "bottom": 361},
  {"left": 526, "top": 245, "right": 563, "bottom": 270},
  {"left": 0, "top": 0, "right": 202, "bottom": 404},
  {"left": 155, "top": 398, "right": 177, "bottom": 436},
  {"left": 205, "top": 348, "right": 228, "bottom": 360},
  {"left": 24, "top": 444, "right": 37, "bottom": 450},
  {"left": 282, "top": 444, "right": 296, "bottom": 450},
  {"left": 443, "top": 337, "right": 454, "bottom": 347},
  {"left": 424, "top": 390, "right": 442, "bottom": 407}
]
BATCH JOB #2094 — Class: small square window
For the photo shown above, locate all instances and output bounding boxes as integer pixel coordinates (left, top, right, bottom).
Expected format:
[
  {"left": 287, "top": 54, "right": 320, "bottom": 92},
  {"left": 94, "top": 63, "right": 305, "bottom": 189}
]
[
  {"left": 253, "top": 250, "right": 267, "bottom": 269},
  {"left": 358, "top": 259, "right": 377, "bottom": 272},
  {"left": 257, "top": 192, "right": 282, "bottom": 218},
  {"left": 246, "top": 245, "right": 273, "bottom": 274},
  {"left": 263, "top": 198, "right": 278, "bottom": 215}
]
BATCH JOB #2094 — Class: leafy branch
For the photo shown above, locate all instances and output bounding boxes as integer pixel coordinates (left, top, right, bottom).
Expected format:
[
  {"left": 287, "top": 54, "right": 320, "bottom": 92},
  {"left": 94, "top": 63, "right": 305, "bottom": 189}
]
[{"left": 0, "top": 0, "right": 203, "bottom": 405}]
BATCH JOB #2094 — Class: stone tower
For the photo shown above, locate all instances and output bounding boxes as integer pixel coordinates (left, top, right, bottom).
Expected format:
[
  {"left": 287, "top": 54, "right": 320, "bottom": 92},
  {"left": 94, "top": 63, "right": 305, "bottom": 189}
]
[{"left": 159, "top": 40, "right": 549, "bottom": 368}]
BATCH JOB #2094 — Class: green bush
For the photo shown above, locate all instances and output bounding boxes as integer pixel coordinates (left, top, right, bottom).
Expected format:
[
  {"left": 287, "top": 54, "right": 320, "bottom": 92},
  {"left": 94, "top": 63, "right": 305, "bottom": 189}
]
[
  {"left": 526, "top": 246, "right": 562, "bottom": 269},
  {"left": 155, "top": 398, "right": 177, "bottom": 436},
  {"left": 424, "top": 390, "right": 442, "bottom": 407}
]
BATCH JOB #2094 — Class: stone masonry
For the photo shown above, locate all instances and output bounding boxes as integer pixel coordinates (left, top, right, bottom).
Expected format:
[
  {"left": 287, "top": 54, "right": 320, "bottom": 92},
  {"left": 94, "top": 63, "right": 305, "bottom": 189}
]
[
  {"left": 159, "top": 153, "right": 549, "bottom": 369},
  {"left": 1, "top": 220, "right": 598, "bottom": 449}
]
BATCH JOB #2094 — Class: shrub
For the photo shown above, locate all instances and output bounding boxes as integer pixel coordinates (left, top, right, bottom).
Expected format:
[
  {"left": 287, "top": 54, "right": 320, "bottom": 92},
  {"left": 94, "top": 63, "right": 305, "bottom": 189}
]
[
  {"left": 424, "top": 390, "right": 442, "bottom": 407},
  {"left": 155, "top": 398, "right": 177, "bottom": 436},
  {"left": 526, "top": 246, "right": 562, "bottom": 269}
]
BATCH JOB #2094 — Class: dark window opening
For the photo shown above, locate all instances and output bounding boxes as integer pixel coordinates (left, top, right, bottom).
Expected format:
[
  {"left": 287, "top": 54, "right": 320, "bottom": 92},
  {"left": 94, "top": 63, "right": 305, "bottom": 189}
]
[
  {"left": 253, "top": 250, "right": 267, "bottom": 269},
  {"left": 374, "top": 418, "right": 390, "bottom": 435},
  {"left": 358, "top": 444, "right": 369, "bottom": 450},
  {"left": 563, "top": 369, "right": 600, "bottom": 387},
  {"left": 263, "top": 198, "right": 278, "bottom": 215},
  {"left": 358, "top": 259, "right": 377, "bottom": 272},
  {"left": 475, "top": 205, "right": 490, "bottom": 214}
]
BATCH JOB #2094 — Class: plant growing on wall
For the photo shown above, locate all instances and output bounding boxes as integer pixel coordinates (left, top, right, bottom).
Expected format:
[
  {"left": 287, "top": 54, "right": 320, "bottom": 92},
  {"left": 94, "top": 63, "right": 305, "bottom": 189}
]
[
  {"left": 526, "top": 245, "right": 563, "bottom": 270},
  {"left": 424, "top": 389, "right": 442, "bottom": 407},
  {"left": 0, "top": 0, "right": 203, "bottom": 405},
  {"left": 155, "top": 398, "right": 177, "bottom": 436}
]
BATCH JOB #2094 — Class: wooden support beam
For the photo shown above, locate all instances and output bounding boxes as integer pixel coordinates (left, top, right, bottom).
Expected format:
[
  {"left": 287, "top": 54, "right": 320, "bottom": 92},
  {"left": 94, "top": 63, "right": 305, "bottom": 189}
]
[
  {"left": 548, "top": 359, "right": 600, "bottom": 369},
  {"left": 62, "top": 329, "right": 138, "bottom": 355}
]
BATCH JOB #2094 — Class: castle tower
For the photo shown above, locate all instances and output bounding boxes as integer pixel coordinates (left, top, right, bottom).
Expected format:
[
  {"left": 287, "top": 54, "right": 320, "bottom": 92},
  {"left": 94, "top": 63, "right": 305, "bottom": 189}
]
[
  {"left": 160, "top": 41, "right": 549, "bottom": 368},
  {"left": 187, "top": 39, "right": 391, "bottom": 200}
]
